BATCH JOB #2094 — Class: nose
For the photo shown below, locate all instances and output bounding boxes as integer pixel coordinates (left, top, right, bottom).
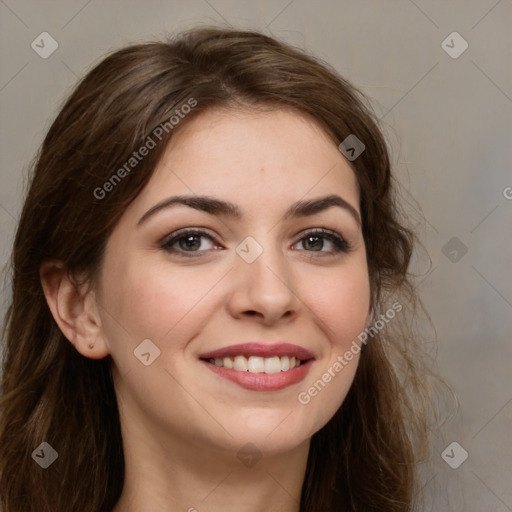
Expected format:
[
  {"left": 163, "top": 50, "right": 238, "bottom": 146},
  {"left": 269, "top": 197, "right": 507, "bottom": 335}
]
[{"left": 226, "top": 238, "right": 300, "bottom": 326}]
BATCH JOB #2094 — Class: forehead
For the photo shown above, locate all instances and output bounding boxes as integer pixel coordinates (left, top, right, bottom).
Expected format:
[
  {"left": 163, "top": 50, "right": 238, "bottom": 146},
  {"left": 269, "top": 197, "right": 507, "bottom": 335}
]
[{"left": 129, "top": 107, "right": 361, "bottom": 220}]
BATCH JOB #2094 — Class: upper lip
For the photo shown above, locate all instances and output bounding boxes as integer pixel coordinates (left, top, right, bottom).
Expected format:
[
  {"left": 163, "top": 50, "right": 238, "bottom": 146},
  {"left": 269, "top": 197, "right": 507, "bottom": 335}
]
[{"left": 199, "top": 342, "right": 315, "bottom": 361}]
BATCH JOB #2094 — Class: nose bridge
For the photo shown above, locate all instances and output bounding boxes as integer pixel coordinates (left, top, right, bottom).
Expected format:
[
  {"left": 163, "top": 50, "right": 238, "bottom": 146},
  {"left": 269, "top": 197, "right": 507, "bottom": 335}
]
[
  {"left": 241, "top": 231, "right": 293, "bottom": 289},
  {"left": 231, "top": 231, "right": 299, "bottom": 320}
]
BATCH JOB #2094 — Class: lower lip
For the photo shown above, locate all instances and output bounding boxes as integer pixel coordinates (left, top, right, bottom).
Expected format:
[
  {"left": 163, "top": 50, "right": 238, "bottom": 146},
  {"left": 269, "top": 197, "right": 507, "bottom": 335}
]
[{"left": 200, "top": 359, "right": 314, "bottom": 391}]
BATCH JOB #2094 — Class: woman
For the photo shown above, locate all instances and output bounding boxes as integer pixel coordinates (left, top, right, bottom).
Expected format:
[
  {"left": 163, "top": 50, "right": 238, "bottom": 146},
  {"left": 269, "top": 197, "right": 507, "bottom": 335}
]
[{"left": 0, "top": 27, "right": 436, "bottom": 511}]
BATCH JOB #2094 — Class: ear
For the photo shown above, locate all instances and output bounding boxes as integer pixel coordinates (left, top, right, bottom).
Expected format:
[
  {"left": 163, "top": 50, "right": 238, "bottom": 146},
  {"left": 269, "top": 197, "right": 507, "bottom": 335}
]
[{"left": 40, "top": 261, "right": 110, "bottom": 360}]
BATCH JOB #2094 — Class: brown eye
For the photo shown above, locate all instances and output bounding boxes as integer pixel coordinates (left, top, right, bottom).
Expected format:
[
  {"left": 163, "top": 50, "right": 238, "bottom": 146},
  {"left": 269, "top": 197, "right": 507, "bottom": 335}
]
[
  {"left": 161, "top": 229, "right": 218, "bottom": 256},
  {"left": 293, "top": 229, "right": 351, "bottom": 254},
  {"left": 302, "top": 235, "right": 324, "bottom": 251}
]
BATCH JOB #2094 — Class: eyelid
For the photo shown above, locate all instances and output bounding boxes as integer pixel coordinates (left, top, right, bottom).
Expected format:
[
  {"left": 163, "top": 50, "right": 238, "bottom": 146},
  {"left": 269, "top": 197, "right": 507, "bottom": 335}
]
[
  {"left": 293, "top": 227, "right": 352, "bottom": 253},
  {"left": 160, "top": 226, "right": 352, "bottom": 257},
  {"left": 159, "top": 227, "right": 218, "bottom": 249}
]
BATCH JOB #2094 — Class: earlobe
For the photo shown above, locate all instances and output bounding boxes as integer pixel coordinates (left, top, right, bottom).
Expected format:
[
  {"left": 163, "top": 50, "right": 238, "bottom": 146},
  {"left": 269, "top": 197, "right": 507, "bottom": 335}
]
[{"left": 40, "top": 261, "right": 110, "bottom": 360}]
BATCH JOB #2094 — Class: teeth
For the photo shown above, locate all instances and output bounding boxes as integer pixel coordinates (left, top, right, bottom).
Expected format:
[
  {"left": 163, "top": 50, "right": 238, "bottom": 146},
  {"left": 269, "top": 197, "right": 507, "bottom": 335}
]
[
  {"left": 233, "top": 355, "right": 247, "bottom": 371},
  {"left": 248, "top": 356, "right": 265, "bottom": 373},
  {"left": 207, "top": 355, "right": 303, "bottom": 373},
  {"left": 264, "top": 356, "right": 281, "bottom": 374}
]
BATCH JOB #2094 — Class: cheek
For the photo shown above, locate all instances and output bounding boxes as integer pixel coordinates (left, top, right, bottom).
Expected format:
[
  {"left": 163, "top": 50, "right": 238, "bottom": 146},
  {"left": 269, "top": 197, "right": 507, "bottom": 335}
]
[
  {"left": 304, "top": 262, "right": 371, "bottom": 346},
  {"left": 295, "top": 268, "right": 368, "bottom": 433},
  {"left": 98, "top": 256, "right": 222, "bottom": 353}
]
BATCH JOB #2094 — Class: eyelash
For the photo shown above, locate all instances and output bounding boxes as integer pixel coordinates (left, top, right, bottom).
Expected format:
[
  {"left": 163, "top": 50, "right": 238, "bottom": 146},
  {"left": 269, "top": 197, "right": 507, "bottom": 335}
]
[{"left": 160, "top": 228, "right": 352, "bottom": 257}]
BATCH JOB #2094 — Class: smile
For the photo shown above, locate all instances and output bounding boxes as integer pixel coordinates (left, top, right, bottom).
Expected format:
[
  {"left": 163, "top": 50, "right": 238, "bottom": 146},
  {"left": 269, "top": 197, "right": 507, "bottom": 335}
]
[
  {"left": 206, "top": 355, "right": 304, "bottom": 374},
  {"left": 199, "top": 342, "right": 315, "bottom": 391},
  {"left": 200, "top": 358, "right": 314, "bottom": 392}
]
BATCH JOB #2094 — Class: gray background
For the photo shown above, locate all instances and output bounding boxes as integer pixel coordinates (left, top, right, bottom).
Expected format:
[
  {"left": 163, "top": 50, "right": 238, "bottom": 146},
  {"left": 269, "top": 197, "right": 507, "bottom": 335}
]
[{"left": 1, "top": 1, "right": 511, "bottom": 510}]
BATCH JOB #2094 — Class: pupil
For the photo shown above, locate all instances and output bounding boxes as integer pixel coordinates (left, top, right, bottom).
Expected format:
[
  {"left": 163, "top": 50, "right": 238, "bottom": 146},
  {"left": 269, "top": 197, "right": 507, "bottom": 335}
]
[
  {"left": 180, "top": 235, "right": 200, "bottom": 250},
  {"left": 305, "top": 236, "right": 322, "bottom": 251}
]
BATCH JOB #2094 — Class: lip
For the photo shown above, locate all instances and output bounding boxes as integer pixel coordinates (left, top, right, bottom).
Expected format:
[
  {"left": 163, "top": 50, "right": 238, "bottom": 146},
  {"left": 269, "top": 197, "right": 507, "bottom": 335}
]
[
  {"left": 200, "top": 359, "right": 314, "bottom": 391},
  {"left": 198, "top": 342, "right": 315, "bottom": 361}
]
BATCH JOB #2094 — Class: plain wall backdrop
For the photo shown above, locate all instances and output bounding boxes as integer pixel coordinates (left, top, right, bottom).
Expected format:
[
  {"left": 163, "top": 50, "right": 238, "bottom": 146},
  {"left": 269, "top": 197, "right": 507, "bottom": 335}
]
[{"left": 1, "top": 1, "right": 511, "bottom": 510}]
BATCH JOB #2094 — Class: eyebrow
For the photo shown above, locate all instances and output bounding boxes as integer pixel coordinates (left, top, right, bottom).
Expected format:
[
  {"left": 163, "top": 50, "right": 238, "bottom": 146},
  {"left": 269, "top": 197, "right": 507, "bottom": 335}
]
[{"left": 137, "top": 194, "right": 361, "bottom": 227}]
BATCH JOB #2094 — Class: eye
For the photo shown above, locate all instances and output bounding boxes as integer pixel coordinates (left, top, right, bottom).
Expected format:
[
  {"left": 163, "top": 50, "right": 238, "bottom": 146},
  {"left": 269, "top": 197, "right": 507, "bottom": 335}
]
[
  {"left": 292, "top": 229, "right": 351, "bottom": 254},
  {"left": 160, "top": 227, "right": 351, "bottom": 258},
  {"left": 160, "top": 229, "right": 218, "bottom": 257}
]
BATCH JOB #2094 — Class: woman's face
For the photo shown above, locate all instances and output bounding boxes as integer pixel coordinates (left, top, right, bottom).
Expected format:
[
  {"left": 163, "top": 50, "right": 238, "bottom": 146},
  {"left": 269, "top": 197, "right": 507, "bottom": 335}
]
[{"left": 94, "top": 107, "right": 371, "bottom": 456}]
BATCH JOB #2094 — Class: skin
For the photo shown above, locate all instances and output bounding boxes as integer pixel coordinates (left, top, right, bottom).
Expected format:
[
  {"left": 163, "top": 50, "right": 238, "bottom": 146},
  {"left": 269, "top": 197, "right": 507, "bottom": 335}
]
[{"left": 41, "top": 107, "right": 372, "bottom": 512}]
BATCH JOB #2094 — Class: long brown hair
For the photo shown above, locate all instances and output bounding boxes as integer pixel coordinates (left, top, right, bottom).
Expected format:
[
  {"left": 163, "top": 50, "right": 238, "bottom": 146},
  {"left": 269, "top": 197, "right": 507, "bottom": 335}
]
[{"left": 0, "top": 26, "right": 437, "bottom": 511}]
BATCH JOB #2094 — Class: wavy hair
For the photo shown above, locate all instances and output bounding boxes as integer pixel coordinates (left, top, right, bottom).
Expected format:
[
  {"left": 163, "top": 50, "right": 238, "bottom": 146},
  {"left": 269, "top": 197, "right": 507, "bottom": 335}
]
[{"left": 0, "top": 26, "right": 438, "bottom": 511}]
